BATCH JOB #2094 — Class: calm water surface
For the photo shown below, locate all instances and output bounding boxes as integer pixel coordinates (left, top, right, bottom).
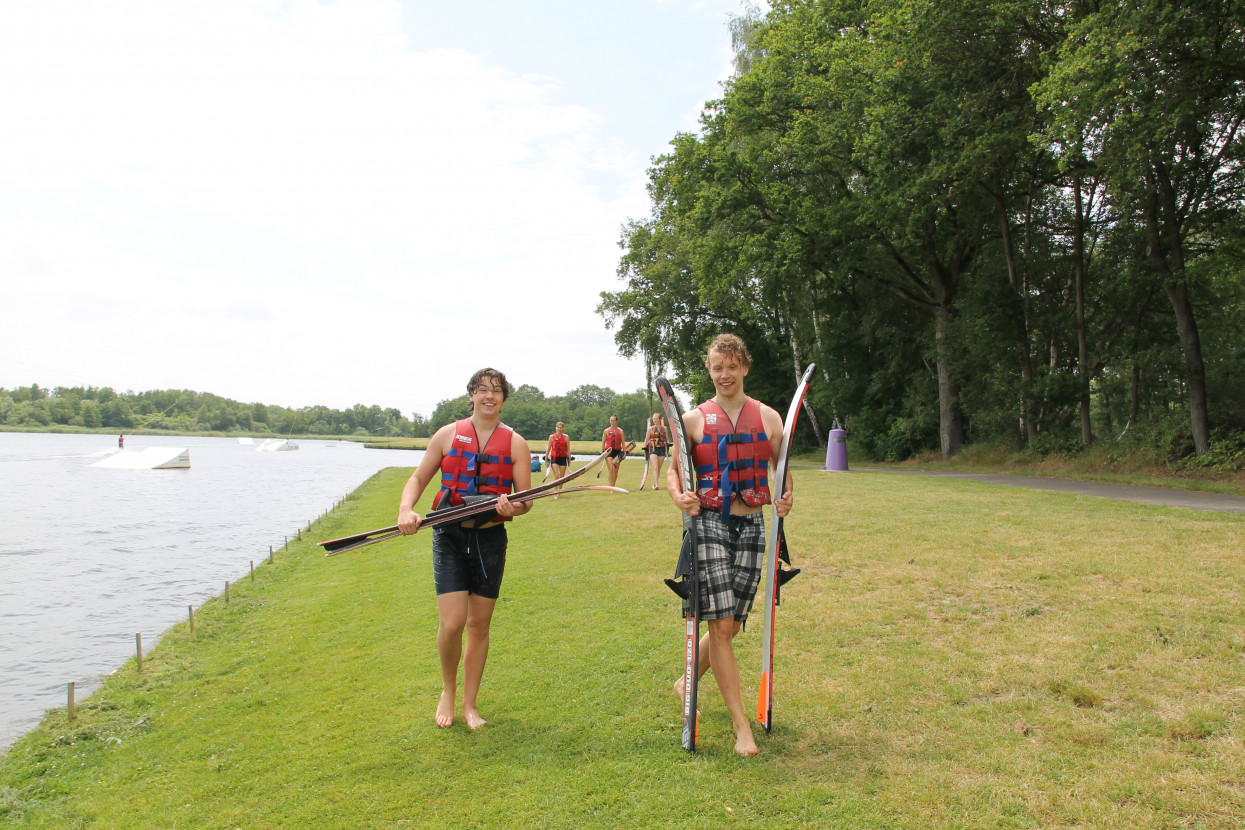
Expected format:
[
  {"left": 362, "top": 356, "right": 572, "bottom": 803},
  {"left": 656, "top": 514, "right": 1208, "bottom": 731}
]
[{"left": 0, "top": 433, "right": 421, "bottom": 749}]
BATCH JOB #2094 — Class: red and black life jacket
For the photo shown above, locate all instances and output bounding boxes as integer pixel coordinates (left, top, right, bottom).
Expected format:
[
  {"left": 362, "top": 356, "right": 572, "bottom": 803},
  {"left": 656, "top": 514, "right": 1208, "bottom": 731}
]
[
  {"left": 604, "top": 427, "right": 623, "bottom": 450},
  {"left": 434, "top": 418, "right": 515, "bottom": 519},
  {"left": 692, "top": 398, "right": 772, "bottom": 518},
  {"left": 647, "top": 425, "right": 668, "bottom": 449},
  {"left": 549, "top": 432, "right": 569, "bottom": 457}
]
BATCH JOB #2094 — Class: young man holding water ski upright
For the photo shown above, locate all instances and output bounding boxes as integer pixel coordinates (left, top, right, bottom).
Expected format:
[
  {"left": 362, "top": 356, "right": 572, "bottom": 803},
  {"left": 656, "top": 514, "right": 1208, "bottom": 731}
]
[
  {"left": 397, "top": 368, "right": 532, "bottom": 731},
  {"left": 667, "top": 334, "right": 793, "bottom": 756}
]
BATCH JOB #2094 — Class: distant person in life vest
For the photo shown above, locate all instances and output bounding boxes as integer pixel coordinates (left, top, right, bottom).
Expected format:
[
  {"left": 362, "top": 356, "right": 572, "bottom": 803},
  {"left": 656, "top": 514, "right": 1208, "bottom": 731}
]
[
  {"left": 667, "top": 333, "right": 793, "bottom": 756},
  {"left": 644, "top": 413, "right": 669, "bottom": 491},
  {"left": 600, "top": 414, "right": 626, "bottom": 488},
  {"left": 397, "top": 368, "right": 532, "bottom": 730},
  {"left": 546, "top": 422, "right": 571, "bottom": 484}
]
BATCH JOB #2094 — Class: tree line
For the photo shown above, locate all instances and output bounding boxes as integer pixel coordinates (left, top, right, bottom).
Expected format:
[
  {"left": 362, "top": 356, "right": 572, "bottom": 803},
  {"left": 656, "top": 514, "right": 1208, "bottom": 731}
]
[
  {"left": 0, "top": 383, "right": 660, "bottom": 445},
  {"left": 599, "top": 0, "right": 1245, "bottom": 463},
  {"left": 0, "top": 384, "right": 426, "bottom": 437}
]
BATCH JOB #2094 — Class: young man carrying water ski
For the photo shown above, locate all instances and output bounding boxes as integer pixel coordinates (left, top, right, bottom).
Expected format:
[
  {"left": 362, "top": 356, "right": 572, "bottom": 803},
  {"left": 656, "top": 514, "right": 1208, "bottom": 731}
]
[
  {"left": 545, "top": 422, "right": 571, "bottom": 485},
  {"left": 667, "top": 334, "right": 793, "bottom": 756},
  {"left": 644, "top": 413, "right": 670, "bottom": 491},
  {"left": 397, "top": 368, "right": 532, "bottom": 730},
  {"left": 600, "top": 414, "right": 626, "bottom": 488}
]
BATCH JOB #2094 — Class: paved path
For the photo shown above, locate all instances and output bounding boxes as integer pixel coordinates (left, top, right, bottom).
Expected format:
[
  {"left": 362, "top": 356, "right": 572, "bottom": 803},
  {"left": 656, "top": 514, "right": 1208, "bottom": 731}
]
[{"left": 857, "top": 468, "right": 1245, "bottom": 514}]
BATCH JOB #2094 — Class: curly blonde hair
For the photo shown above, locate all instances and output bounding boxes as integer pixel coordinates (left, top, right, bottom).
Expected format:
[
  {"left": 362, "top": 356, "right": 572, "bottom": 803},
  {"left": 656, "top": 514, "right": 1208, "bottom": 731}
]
[{"left": 705, "top": 333, "right": 752, "bottom": 369}]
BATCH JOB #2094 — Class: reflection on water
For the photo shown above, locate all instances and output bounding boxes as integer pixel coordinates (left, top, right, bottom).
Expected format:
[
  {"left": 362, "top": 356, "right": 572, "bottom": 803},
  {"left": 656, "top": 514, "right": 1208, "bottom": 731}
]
[{"left": 0, "top": 433, "right": 421, "bottom": 750}]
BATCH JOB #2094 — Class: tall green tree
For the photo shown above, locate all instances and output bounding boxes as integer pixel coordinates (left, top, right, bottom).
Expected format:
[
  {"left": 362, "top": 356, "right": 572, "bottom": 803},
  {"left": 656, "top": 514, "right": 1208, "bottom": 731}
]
[{"left": 1033, "top": 0, "right": 1245, "bottom": 453}]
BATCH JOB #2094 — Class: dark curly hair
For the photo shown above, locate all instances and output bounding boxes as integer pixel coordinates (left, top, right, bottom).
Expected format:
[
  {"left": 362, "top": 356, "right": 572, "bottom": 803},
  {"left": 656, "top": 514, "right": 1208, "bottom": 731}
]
[{"left": 467, "top": 368, "right": 511, "bottom": 400}]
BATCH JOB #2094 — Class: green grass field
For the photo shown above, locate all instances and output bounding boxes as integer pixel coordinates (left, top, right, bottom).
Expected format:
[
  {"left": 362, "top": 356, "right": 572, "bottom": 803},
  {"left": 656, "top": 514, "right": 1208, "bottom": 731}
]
[{"left": 2, "top": 458, "right": 1243, "bottom": 829}]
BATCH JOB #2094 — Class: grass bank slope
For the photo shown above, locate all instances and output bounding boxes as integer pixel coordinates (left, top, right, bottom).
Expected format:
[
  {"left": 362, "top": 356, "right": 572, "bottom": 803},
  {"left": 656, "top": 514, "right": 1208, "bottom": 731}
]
[{"left": 2, "top": 462, "right": 1243, "bottom": 829}]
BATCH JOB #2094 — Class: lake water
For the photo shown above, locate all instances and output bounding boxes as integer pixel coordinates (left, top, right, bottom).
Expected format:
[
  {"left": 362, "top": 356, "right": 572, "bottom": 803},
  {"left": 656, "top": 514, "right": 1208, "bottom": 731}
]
[{"left": 0, "top": 432, "right": 423, "bottom": 750}]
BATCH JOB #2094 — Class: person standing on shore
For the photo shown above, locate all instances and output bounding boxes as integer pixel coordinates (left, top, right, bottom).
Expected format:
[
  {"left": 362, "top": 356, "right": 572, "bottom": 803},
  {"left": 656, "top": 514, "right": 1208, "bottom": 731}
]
[
  {"left": 545, "top": 422, "right": 571, "bottom": 484},
  {"left": 644, "top": 413, "right": 669, "bottom": 491},
  {"left": 397, "top": 368, "right": 532, "bottom": 730},
  {"left": 667, "top": 333, "right": 793, "bottom": 756},
  {"left": 601, "top": 414, "right": 626, "bottom": 488}
]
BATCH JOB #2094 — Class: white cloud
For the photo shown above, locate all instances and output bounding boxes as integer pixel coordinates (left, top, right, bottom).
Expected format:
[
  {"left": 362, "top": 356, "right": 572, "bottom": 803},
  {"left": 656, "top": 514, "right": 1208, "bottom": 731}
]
[{"left": 0, "top": 0, "right": 740, "bottom": 416}]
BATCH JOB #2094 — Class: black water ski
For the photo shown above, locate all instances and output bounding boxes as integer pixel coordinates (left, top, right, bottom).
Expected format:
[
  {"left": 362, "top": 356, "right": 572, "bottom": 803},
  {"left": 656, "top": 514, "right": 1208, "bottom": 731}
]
[
  {"left": 319, "top": 448, "right": 613, "bottom": 556},
  {"left": 656, "top": 376, "right": 700, "bottom": 753},
  {"left": 756, "top": 364, "right": 815, "bottom": 732}
]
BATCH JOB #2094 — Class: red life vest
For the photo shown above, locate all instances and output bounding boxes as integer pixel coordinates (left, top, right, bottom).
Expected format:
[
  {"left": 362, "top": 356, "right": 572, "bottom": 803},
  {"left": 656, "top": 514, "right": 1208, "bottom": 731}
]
[
  {"left": 434, "top": 418, "right": 515, "bottom": 519},
  {"left": 604, "top": 427, "right": 623, "bottom": 450},
  {"left": 549, "top": 433, "right": 569, "bottom": 457},
  {"left": 647, "top": 425, "right": 668, "bottom": 449},
  {"left": 692, "top": 398, "right": 772, "bottom": 518}
]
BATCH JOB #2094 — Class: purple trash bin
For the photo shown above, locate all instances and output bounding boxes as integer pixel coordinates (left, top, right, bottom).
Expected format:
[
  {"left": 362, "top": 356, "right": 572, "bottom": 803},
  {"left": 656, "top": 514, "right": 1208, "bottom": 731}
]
[{"left": 824, "top": 428, "right": 848, "bottom": 471}]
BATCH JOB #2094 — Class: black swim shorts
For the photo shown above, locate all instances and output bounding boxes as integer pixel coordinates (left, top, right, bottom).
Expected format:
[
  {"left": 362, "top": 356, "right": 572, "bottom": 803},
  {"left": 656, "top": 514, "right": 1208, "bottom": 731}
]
[{"left": 432, "top": 524, "right": 508, "bottom": 598}]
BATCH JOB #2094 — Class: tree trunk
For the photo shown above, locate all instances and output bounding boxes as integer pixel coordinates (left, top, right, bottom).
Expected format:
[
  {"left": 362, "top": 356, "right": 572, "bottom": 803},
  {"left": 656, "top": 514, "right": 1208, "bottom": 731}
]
[
  {"left": 781, "top": 287, "right": 825, "bottom": 446},
  {"left": 935, "top": 305, "right": 964, "bottom": 457},
  {"left": 989, "top": 184, "right": 1037, "bottom": 444},
  {"left": 1073, "top": 174, "right": 1093, "bottom": 447},
  {"left": 1165, "top": 279, "right": 1211, "bottom": 454},
  {"left": 1144, "top": 169, "right": 1211, "bottom": 454}
]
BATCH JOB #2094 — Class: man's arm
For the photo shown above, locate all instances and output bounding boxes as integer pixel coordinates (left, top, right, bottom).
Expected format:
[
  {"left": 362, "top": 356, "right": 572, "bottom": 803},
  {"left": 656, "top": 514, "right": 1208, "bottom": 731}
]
[
  {"left": 398, "top": 423, "right": 453, "bottom": 533},
  {"left": 668, "top": 409, "right": 703, "bottom": 516},
  {"left": 761, "top": 404, "right": 794, "bottom": 518},
  {"left": 495, "top": 432, "right": 533, "bottom": 518}
]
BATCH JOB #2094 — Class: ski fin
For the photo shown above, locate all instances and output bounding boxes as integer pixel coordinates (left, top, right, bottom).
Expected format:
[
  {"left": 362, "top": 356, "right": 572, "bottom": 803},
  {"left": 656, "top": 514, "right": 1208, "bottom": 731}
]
[
  {"left": 672, "top": 526, "right": 695, "bottom": 578},
  {"left": 664, "top": 577, "right": 691, "bottom": 600},
  {"left": 777, "top": 567, "right": 801, "bottom": 587}
]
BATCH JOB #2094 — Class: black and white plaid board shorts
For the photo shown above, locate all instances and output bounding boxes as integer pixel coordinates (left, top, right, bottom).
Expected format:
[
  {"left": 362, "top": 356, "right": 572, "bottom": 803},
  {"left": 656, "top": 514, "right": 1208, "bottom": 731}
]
[{"left": 694, "top": 511, "right": 765, "bottom": 623}]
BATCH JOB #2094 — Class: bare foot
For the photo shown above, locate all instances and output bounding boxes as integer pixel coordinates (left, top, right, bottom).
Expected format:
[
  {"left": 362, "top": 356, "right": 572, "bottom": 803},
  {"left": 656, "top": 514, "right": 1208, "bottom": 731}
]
[
  {"left": 673, "top": 676, "right": 702, "bottom": 720},
  {"left": 734, "top": 724, "right": 759, "bottom": 756},
  {"left": 463, "top": 707, "right": 488, "bottom": 731},
  {"left": 435, "top": 691, "right": 455, "bottom": 728}
]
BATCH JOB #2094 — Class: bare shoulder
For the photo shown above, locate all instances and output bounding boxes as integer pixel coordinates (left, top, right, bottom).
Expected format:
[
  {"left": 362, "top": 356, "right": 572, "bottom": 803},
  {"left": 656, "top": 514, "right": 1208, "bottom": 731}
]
[
  {"left": 682, "top": 406, "right": 705, "bottom": 444},
  {"left": 427, "top": 422, "right": 456, "bottom": 452},
  {"left": 758, "top": 401, "right": 785, "bottom": 438},
  {"left": 511, "top": 430, "right": 531, "bottom": 457}
]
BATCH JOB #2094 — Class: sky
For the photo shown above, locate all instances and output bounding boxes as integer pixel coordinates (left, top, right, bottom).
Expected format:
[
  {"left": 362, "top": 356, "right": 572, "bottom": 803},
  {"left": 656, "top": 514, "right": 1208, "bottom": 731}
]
[{"left": 0, "top": 0, "right": 755, "bottom": 418}]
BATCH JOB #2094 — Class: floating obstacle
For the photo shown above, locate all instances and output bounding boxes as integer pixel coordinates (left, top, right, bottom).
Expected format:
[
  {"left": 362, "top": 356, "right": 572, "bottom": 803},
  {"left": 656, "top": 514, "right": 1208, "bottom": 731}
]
[{"left": 91, "top": 447, "right": 191, "bottom": 470}]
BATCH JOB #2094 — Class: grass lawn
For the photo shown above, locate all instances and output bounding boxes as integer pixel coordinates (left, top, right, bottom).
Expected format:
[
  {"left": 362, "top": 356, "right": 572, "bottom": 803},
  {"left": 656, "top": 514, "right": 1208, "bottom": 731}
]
[{"left": 2, "top": 458, "right": 1243, "bottom": 829}]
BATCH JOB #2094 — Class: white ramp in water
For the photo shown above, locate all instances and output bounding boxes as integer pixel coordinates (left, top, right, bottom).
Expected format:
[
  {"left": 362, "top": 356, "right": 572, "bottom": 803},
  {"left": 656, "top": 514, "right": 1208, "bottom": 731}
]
[
  {"left": 92, "top": 447, "right": 191, "bottom": 469},
  {"left": 237, "top": 436, "right": 254, "bottom": 445},
  {"left": 257, "top": 439, "right": 299, "bottom": 452}
]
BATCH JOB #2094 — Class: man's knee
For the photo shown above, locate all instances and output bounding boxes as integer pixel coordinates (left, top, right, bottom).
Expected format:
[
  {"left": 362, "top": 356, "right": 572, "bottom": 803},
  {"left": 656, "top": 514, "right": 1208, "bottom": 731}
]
[{"left": 707, "top": 617, "right": 741, "bottom": 642}]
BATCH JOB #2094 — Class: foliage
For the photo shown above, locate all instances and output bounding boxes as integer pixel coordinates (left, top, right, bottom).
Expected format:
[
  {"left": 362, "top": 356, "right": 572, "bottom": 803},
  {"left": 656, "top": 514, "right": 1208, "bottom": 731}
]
[
  {"left": 0, "top": 385, "right": 426, "bottom": 439},
  {"left": 430, "top": 384, "right": 656, "bottom": 446},
  {"left": 600, "top": 0, "right": 1245, "bottom": 461},
  {"left": 0, "top": 383, "right": 681, "bottom": 448}
]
